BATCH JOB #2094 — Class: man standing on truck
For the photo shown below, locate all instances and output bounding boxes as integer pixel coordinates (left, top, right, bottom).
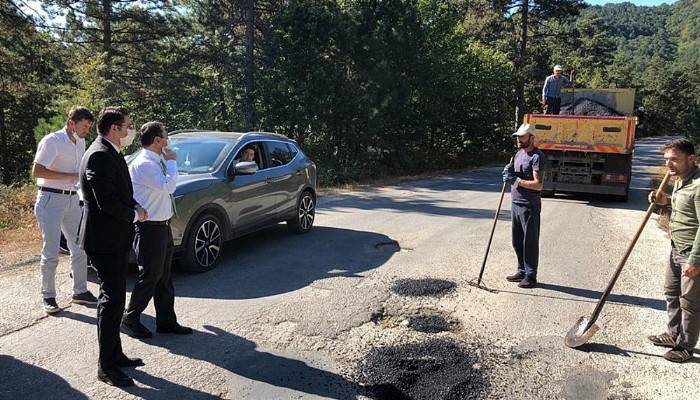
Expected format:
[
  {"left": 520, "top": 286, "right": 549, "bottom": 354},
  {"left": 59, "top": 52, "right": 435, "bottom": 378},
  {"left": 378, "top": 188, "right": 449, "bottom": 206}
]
[
  {"left": 542, "top": 65, "right": 575, "bottom": 115},
  {"left": 648, "top": 138, "right": 700, "bottom": 363},
  {"left": 502, "top": 123, "right": 545, "bottom": 288}
]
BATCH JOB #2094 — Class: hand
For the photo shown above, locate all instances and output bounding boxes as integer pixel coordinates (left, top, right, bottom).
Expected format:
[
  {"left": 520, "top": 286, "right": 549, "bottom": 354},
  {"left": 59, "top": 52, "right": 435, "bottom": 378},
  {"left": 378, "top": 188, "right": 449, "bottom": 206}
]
[
  {"left": 540, "top": 98, "right": 546, "bottom": 107},
  {"left": 502, "top": 168, "right": 517, "bottom": 184},
  {"left": 162, "top": 147, "right": 177, "bottom": 161},
  {"left": 648, "top": 190, "right": 668, "bottom": 206},
  {"left": 682, "top": 264, "right": 700, "bottom": 278},
  {"left": 136, "top": 206, "right": 148, "bottom": 222}
]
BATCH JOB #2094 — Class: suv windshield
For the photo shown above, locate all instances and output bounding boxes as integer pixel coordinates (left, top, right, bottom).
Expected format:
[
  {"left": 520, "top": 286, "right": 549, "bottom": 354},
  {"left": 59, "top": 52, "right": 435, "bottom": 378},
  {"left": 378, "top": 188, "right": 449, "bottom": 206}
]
[{"left": 169, "top": 138, "right": 236, "bottom": 174}]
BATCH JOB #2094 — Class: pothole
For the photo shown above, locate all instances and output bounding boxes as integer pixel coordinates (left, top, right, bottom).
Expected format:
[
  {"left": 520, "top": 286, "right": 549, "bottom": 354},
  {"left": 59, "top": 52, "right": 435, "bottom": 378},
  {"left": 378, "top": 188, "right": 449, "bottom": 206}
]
[
  {"left": 391, "top": 278, "right": 457, "bottom": 297},
  {"left": 375, "top": 240, "right": 412, "bottom": 252},
  {"left": 407, "top": 314, "right": 459, "bottom": 334},
  {"left": 354, "top": 339, "right": 488, "bottom": 400},
  {"left": 372, "top": 308, "right": 460, "bottom": 334}
]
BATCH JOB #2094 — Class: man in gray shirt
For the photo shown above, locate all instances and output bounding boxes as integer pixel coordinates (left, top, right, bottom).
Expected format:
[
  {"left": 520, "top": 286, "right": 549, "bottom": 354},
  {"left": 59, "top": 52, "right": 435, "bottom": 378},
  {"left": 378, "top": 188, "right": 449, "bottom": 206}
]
[{"left": 542, "top": 65, "right": 575, "bottom": 115}]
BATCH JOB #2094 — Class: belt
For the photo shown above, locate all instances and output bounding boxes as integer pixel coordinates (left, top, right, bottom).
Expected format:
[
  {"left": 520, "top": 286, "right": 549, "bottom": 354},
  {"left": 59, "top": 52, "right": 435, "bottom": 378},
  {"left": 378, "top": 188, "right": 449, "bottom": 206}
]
[
  {"left": 138, "top": 220, "right": 170, "bottom": 226},
  {"left": 39, "top": 186, "right": 77, "bottom": 195}
]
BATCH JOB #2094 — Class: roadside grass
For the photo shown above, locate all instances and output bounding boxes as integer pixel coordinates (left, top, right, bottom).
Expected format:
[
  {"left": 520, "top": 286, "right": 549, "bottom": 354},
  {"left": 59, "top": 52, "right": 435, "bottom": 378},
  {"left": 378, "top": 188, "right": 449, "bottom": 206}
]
[{"left": 0, "top": 184, "right": 40, "bottom": 245}]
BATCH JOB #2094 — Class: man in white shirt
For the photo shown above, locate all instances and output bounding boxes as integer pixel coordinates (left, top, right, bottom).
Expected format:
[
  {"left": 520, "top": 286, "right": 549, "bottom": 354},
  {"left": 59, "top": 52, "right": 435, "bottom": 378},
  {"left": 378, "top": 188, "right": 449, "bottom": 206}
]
[
  {"left": 121, "top": 121, "right": 192, "bottom": 339},
  {"left": 32, "top": 106, "right": 97, "bottom": 314}
]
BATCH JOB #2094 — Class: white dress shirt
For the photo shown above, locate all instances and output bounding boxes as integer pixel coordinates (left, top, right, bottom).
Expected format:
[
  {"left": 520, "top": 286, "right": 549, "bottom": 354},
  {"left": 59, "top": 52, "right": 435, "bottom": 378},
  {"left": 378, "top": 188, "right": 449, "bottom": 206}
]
[
  {"left": 34, "top": 129, "right": 85, "bottom": 191},
  {"left": 129, "top": 148, "right": 178, "bottom": 222}
]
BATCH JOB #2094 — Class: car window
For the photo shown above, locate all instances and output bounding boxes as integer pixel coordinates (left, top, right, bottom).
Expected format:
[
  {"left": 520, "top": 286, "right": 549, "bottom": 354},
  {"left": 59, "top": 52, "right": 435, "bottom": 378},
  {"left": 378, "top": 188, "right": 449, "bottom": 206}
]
[
  {"left": 234, "top": 141, "right": 264, "bottom": 169},
  {"left": 266, "top": 141, "right": 294, "bottom": 168},
  {"left": 286, "top": 143, "right": 299, "bottom": 159},
  {"left": 169, "top": 138, "right": 235, "bottom": 174}
]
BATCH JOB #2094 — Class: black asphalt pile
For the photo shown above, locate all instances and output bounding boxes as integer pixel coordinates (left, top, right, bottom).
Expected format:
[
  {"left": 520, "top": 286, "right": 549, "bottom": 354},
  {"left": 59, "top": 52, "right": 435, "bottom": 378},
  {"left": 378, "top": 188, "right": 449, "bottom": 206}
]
[
  {"left": 355, "top": 339, "right": 488, "bottom": 400},
  {"left": 407, "top": 314, "right": 457, "bottom": 334},
  {"left": 391, "top": 278, "right": 457, "bottom": 297},
  {"left": 561, "top": 98, "right": 623, "bottom": 116}
]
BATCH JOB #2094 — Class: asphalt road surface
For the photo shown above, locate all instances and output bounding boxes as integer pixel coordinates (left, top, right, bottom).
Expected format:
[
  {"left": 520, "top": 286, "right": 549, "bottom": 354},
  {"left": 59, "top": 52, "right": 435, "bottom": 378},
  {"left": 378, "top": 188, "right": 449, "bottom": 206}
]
[{"left": 1, "top": 136, "right": 697, "bottom": 400}]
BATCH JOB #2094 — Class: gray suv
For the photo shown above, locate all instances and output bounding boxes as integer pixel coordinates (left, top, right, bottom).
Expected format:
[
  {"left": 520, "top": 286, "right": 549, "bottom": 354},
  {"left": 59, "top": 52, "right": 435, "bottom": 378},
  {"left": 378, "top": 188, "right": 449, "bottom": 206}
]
[{"left": 128, "top": 130, "right": 317, "bottom": 272}]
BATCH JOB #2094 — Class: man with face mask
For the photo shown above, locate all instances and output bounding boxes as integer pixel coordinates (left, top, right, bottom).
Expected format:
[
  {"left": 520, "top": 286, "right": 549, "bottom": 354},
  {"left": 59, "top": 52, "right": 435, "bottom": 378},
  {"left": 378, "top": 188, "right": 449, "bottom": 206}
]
[
  {"left": 79, "top": 106, "right": 147, "bottom": 387},
  {"left": 121, "top": 121, "right": 192, "bottom": 340},
  {"left": 32, "top": 106, "right": 97, "bottom": 314},
  {"left": 502, "top": 123, "right": 545, "bottom": 288}
]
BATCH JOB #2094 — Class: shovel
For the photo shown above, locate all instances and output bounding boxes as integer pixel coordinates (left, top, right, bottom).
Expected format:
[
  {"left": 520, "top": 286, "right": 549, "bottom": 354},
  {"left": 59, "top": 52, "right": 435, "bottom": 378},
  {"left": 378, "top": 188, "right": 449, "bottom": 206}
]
[
  {"left": 469, "top": 159, "right": 513, "bottom": 293},
  {"left": 564, "top": 171, "right": 671, "bottom": 348}
]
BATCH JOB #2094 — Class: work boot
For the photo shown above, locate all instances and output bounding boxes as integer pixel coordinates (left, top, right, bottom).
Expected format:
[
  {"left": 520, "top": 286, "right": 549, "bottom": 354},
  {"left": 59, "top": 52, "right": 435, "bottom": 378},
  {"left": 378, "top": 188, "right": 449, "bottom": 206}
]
[
  {"left": 648, "top": 332, "right": 676, "bottom": 348},
  {"left": 518, "top": 276, "right": 537, "bottom": 288},
  {"left": 506, "top": 273, "right": 525, "bottom": 282},
  {"left": 664, "top": 346, "right": 694, "bottom": 363}
]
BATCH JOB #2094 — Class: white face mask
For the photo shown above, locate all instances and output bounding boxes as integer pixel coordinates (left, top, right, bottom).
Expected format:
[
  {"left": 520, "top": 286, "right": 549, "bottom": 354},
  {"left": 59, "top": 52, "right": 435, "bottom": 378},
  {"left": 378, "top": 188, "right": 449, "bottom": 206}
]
[{"left": 120, "top": 128, "right": 137, "bottom": 147}]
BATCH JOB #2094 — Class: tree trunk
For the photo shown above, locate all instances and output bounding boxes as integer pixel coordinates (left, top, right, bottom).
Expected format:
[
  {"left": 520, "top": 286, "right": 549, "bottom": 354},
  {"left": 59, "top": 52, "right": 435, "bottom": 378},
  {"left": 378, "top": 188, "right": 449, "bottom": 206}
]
[
  {"left": 243, "top": 0, "right": 256, "bottom": 131},
  {"left": 102, "top": 0, "right": 113, "bottom": 81},
  {"left": 0, "top": 97, "right": 6, "bottom": 184},
  {"left": 514, "top": 0, "right": 528, "bottom": 127}
]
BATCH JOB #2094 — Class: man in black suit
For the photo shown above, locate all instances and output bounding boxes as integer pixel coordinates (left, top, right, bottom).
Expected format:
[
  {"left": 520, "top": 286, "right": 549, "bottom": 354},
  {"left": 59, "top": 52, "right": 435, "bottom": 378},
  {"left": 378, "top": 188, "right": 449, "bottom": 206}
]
[{"left": 78, "top": 107, "right": 147, "bottom": 387}]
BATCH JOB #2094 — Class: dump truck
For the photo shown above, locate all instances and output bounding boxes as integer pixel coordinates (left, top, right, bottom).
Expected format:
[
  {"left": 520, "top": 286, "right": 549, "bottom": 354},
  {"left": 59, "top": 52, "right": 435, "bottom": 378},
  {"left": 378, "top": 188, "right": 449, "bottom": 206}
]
[{"left": 525, "top": 88, "right": 637, "bottom": 201}]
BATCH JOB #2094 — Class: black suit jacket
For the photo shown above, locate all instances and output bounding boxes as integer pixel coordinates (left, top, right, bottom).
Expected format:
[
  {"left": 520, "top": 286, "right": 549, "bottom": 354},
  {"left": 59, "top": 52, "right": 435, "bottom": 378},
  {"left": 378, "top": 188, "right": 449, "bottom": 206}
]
[{"left": 78, "top": 137, "right": 137, "bottom": 255}]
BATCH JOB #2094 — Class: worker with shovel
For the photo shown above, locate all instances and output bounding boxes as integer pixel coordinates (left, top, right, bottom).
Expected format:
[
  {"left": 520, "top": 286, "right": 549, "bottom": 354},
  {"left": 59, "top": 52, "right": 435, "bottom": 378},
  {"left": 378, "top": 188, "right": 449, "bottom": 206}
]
[
  {"left": 648, "top": 138, "right": 700, "bottom": 363},
  {"left": 502, "top": 123, "right": 545, "bottom": 289}
]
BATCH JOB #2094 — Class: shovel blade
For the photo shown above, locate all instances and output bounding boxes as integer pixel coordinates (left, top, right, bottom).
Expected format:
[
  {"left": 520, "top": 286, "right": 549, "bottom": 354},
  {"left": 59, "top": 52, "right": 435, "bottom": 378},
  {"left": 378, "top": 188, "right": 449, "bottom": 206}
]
[{"left": 564, "top": 316, "right": 600, "bottom": 348}]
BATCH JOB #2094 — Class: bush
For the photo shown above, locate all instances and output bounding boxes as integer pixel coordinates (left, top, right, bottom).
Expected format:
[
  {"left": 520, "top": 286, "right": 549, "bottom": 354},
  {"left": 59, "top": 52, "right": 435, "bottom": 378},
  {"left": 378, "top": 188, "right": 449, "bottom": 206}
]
[{"left": 0, "top": 184, "right": 37, "bottom": 231}]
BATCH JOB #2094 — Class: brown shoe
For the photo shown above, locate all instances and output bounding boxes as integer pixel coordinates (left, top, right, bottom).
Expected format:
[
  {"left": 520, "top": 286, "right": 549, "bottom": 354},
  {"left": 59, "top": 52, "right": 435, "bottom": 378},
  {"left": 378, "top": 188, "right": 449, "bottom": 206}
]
[
  {"left": 664, "top": 346, "right": 694, "bottom": 363},
  {"left": 506, "top": 273, "right": 525, "bottom": 282},
  {"left": 518, "top": 276, "right": 537, "bottom": 288},
  {"left": 648, "top": 333, "right": 676, "bottom": 348}
]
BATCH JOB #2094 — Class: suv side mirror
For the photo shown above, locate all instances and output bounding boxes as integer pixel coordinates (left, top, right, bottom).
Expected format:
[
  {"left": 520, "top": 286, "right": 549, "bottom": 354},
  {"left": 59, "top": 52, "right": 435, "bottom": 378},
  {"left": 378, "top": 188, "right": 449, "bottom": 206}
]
[{"left": 233, "top": 161, "right": 258, "bottom": 176}]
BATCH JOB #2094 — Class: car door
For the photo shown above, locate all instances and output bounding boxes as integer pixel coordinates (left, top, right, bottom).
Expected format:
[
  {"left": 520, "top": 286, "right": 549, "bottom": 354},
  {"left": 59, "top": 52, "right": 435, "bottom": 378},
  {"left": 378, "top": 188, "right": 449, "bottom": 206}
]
[
  {"left": 225, "top": 141, "right": 276, "bottom": 232},
  {"left": 262, "top": 140, "right": 303, "bottom": 217}
]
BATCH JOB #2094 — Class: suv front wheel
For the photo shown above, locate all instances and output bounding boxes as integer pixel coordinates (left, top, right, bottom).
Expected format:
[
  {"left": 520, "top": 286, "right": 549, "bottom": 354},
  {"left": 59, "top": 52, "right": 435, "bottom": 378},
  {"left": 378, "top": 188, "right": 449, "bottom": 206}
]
[
  {"left": 287, "top": 190, "right": 315, "bottom": 234},
  {"left": 182, "top": 213, "right": 224, "bottom": 272}
]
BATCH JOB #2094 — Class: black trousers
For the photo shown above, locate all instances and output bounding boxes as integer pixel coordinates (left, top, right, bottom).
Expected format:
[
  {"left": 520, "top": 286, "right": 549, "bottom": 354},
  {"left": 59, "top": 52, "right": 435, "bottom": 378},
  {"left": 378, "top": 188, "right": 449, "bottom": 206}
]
[
  {"left": 512, "top": 202, "right": 541, "bottom": 279},
  {"left": 90, "top": 252, "right": 128, "bottom": 369},
  {"left": 124, "top": 223, "right": 177, "bottom": 328},
  {"left": 545, "top": 96, "right": 561, "bottom": 115}
]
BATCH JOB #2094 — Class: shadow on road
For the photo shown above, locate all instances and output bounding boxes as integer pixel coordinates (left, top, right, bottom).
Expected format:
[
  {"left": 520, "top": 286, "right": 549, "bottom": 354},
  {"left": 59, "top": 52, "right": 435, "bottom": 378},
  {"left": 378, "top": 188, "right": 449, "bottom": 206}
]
[
  {"left": 148, "top": 324, "right": 362, "bottom": 399},
  {"left": 496, "top": 282, "right": 665, "bottom": 311},
  {"left": 171, "top": 226, "right": 399, "bottom": 300},
  {"left": 0, "top": 355, "right": 89, "bottom": 400},
  {"left": 576, "top": 343, "right": 700, "bottom": 362}
]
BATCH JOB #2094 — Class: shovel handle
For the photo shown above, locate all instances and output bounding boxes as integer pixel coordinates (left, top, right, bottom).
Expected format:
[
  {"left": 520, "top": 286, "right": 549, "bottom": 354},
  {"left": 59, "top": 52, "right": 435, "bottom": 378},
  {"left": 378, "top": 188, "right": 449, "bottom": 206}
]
[
  {"left": 476, "top": 182, "right": 508, "bottom": 286},
  {"left": 585, "top": 171, "right": 671, "bottom": 330}
]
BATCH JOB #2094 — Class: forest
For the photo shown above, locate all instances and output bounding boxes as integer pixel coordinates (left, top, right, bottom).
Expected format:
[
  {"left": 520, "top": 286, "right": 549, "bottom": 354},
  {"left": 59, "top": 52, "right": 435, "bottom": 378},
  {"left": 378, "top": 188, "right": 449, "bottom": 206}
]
[{"left": 1, "top": 0, "right": 696, "bottom": 185}]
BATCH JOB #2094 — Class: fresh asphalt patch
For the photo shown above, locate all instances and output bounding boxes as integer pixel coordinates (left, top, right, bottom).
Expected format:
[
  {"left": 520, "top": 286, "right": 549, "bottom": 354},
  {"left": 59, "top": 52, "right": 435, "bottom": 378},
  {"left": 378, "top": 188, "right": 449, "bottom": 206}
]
[
  {"left": 390, "top": 278, "right": 457, "bottom": 297},
  {"left": 354, "top": 338, "right": 488, "bottom": 400}
]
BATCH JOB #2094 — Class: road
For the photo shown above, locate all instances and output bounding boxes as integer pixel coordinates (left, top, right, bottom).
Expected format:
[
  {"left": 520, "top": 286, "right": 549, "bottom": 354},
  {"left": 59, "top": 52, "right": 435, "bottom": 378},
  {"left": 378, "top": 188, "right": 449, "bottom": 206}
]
[{"left": 0, "top": 136, "right": 697, "bottom": 400}]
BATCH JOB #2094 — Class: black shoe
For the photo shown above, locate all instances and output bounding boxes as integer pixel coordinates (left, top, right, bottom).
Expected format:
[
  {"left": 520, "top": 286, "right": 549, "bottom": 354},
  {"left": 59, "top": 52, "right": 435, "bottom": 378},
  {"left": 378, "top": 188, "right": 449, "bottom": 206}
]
[
  {"left": 97, "top": 366, "right": 134, "bottom": 387},
  {"left": 72, "top": 291, "right": 98, "bottom": 305},
  {"left": 115, "top": 354, "right": 145, "bottom": 368},
  {"left": 120, "top": 319, "right": 153, "bottom": 339},
  {"left": 664, "top": 346, "right": 694, "bottom": 363},
  {"left": 157, "top": 323, "right": 193, "bottom": 335},
  {"left": 518, "top": 276, "right": 537, "bottom": 288},
  {"left": 506, "top": 273, "right": 525, "bottom": 282},
  {"left": 43, "top": 298, "right": 60, "bottom": 315}
]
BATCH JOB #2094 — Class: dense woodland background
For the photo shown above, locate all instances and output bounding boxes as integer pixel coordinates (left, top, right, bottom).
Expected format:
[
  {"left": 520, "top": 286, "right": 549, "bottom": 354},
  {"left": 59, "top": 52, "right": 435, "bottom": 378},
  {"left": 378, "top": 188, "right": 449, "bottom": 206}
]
[{"left": 1, "top": 0, "right": 697, "bottom": 186}]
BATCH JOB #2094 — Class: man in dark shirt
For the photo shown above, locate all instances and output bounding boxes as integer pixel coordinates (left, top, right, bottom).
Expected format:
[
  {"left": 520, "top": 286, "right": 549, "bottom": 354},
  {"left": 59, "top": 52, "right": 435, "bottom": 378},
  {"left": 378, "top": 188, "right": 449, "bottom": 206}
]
[{"left": 502, "top": 123, "right": 546, "bottom": 288}]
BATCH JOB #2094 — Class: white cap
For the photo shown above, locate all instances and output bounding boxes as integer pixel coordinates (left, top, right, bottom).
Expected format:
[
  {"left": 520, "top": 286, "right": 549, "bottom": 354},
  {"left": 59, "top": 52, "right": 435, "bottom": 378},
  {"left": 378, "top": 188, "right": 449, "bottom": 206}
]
[
  {"left": 553, "top": 65, "right": 563, "bottom": 71},
  {"left": 512, "top": 123, "right": 534, "bottom": 137}
]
